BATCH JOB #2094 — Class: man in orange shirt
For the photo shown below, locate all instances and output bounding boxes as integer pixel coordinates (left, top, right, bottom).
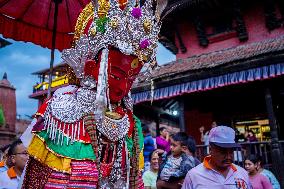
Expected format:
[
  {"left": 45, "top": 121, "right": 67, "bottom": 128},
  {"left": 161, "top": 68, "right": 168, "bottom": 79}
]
[
  {"left": 0, "top": 140, "right": 28, "bottom": 189},
  {"left": 182, "top": 126, "right": 252, "bottom": 189}
]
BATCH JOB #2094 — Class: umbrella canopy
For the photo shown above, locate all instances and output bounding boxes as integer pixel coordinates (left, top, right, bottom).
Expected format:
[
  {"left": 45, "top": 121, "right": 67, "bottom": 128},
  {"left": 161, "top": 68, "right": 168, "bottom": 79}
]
[{"left": 0, "top": 0, "right": 90, "bottom": 51}]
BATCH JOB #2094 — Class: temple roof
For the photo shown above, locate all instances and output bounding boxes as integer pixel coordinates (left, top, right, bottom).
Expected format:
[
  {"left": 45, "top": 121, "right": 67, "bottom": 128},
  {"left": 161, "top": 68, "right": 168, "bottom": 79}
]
[
  {"left": 133, "top": 35, "right": 284, "bottom": 90},
  {"left": 0, "top": 37, "right": 11, "bottom": 49},
  {"left": 31, "top": 63, "right": 67, "bottom": 75},
  {"left": 0, "top": 73, "right": 15, "bottom": 89}
]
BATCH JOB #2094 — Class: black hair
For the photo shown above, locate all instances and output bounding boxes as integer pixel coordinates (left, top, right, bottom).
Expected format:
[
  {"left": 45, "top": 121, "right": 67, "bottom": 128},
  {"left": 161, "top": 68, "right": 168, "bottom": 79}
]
[
  {"left": 248, "top": 130, "right": 255, "bottom": 135},
  {"left": 7, "top": 139, "right": 22, "bottom": 156},
  {"left": 148, "top": 150, "right": 159, "bottom": 161},
  {"left": 172, "top": 132, "right": 188, "bottom": 147},
  {"left": 245, "top": 154, "right": 261, "bottom": 164},
  {"left": 255, "top": 155, "right": 265, "bottom": 167},
  {"left": 142, "top": 124, "right": 150, "bottom": 134},
  {"left": 0, "top": 144, "right": 11, "bottom": 153},
  {"left": 187, "top": 135, "right": 197, "bottom": 154},
  {"left": 159, "top": 127, "right": 166, "bottom": 133}
]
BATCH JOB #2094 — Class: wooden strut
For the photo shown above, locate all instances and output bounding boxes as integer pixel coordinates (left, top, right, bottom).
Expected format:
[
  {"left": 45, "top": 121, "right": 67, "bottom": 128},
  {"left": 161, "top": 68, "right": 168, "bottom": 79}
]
[{"left": 233, "top": 0, "right": 248, "bottom": 42}]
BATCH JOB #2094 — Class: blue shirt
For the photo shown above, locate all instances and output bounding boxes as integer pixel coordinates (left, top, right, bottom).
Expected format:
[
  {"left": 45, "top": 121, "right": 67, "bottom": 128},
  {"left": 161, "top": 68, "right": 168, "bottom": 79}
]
[
  {"left": 0, "top": 164, "right": 8, "bottom": 173},
  {"left": 143, "top": 134, "right": 155, "bottom": 162},
  {"left": 260, "top": 169, "right": 280, "bottom": 189}
]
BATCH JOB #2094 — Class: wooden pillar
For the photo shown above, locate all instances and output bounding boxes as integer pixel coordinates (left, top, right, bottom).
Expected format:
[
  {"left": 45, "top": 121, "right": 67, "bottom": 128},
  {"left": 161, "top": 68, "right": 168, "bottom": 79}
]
[
  {"left": 178, "top": 98, "right": 186, "bottom": 132},
  {"left": 278, "top": 0, "right": 284, "bottom": 20},
  {"left": 192, "top": 13, "right": 208, "bottom": 47},
  {"left": 265, "top": 88, "right": 284, "bottom": 187},
  {"left": 264, "top": 0, "right": 280, "bottom": 31},
  {"left": 176, "top": 27, "right": 187, "bottom": 53},
  {"left": 155, "top": 113, "right": 160, "bottom": 136}
]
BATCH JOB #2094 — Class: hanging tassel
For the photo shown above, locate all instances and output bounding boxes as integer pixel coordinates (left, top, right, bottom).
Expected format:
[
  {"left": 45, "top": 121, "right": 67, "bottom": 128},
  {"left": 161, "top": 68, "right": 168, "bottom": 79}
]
[
  {"left": 53, "top": 120, "right": 57, "bottom": 141},
  {"left": 67, "top": 124, "right": 70, "bottom": 145},
  {"left": 48, "top": 117, "right": 53, "bottom": 138},
  {"left": 46, "top": 115, "right": 51, "bottom": 130},
  {"left": 150, "top": 79, "right": 154, "bottom": 105},
  {"left": 71, "top": 123, "right": 74, "bottom": 144},
  {"left": 77, "top": 121, "right": 81, "bottom": 140},
  {"left": 61, "top": 122, "right": 65, "bottom": 146},
  {"left": 125, "top": 140, "right": 130, "bottom": 189},
  {"left": 43, "top": 114, "right": 48, "bottom": 130},
  {"left": 74, "top": 123, "right": 78, "bottom": 141},
  {"left": 47, "top": 116, "right": 51, "bottom": 134},
  {"left": 82, "top": 120, "right": 85, "bottom": 136},
  {"left": 52, "top": 119, "right": 56, "bottom": 140},
  {"left": 94, "top": 48, "right": 109, "bottom": 122},
  {"left": 57, "top": 121, "right": 62, "bottom": 145}
]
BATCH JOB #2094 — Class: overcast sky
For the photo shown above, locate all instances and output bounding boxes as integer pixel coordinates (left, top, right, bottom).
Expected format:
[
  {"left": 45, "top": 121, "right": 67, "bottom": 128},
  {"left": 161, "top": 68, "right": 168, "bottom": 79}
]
[{"left": 0, "top": 36, "right": 175, "bottom": 118}]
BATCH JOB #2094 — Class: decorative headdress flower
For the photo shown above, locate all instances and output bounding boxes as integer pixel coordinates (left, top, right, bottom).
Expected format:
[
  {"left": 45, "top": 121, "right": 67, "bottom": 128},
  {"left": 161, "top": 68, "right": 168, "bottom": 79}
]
[{"left": 61, "top": 0, "right": 167, "bottom": 113}]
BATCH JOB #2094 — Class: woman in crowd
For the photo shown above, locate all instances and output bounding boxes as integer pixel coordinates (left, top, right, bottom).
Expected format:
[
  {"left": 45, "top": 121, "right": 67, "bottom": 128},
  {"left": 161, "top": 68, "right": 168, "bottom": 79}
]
[
  {"left": 247, "top": 130, "right": 258, "bottom": 142},
  {"left": 245, "top": 154, "right": 272, "bottom": 189},
  {"left": 156, "top": 127, "right": 170, "bottom": 153},
  {"left": 143, "top": 150, "right": 160, "bottom": 189},
  {"left": 257, "top": 156, "right": 280, "bottom": 189}
]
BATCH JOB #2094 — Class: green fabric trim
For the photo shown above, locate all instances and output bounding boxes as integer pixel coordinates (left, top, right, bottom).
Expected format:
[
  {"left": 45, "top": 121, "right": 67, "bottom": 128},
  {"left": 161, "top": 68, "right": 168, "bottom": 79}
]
[
  {"left": 126, "top": 116, "right": 144, "bottom": 156},
  {"left": 126, "top": 134, "right": 133, "bottom": 156},
  {"left": 36, "top": 130, "right": 96, "bottom": 160},
  {"left": 0, "top": 105, "right": 5, "bottom": 126},
  {"left": 134, "top": 115, "right": 144, "bottom": 151},
  {"left": 35, "top": 116, "right": 144, "bottom": 160}
]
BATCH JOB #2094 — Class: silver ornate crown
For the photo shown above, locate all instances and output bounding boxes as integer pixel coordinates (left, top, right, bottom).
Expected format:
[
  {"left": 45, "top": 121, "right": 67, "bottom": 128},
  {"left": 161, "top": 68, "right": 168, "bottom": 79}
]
[{"left": 62, "top": 0, "right": 167, "bottom": 79}]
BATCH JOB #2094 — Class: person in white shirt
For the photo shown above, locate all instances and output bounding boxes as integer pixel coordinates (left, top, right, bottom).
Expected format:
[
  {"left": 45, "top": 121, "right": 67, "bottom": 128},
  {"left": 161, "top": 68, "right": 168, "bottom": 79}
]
[
  {"left": 0, "top": 140, "right": 28, "bottom": 189},
  {"left": 182, "top": 126, "right": 252, "bottom": 189},
  {"left": 199, "top": 121, "right": 217, "bottom": 154}
]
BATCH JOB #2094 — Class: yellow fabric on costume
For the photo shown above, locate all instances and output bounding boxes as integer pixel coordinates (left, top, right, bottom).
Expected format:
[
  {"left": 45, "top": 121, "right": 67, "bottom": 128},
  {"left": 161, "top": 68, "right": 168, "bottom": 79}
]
[
  {"left": 28, "top": 136, "right": 72, "bottom": 173},
  {"left": 139, "top": 150, "right": 144, "bottom": 171}
]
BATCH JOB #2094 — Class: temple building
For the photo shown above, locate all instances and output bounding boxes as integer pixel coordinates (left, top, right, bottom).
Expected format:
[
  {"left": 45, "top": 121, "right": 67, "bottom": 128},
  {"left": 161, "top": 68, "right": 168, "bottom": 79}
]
[
  {"left": 131, "top": 0, "right": 284, "bottom": 186},
  {"left": 29, "top": 1, "right": 284, "bottom": 143},
  {"left": 28, "top": 1, "right": 284, "bottom": 184},
  {"left": 0, "top": 73, "right": 16, "bottom": 146},
  {"left": 132, "top": 0, "right": 284, "bottom": 142},
  {"left": 29, "top": 63, "right": 70, "bottom": 107}
]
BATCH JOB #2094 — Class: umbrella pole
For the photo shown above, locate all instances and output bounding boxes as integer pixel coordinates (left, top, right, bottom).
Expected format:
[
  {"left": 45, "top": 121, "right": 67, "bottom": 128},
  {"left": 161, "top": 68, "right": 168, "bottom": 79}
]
[{"left": 47, "top": 0, "right": 62, "bottom": 98}]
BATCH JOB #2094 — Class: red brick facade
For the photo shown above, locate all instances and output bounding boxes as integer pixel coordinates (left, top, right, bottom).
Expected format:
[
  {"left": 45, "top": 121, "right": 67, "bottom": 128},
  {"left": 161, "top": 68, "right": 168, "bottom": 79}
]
[{"left": 0, "top": 73, "right": 16, "bottom": 146}]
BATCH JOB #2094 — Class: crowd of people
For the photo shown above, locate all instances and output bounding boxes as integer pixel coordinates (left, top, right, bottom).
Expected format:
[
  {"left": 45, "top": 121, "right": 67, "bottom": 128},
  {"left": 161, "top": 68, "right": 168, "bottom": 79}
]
[
  {"left": 142, "top": 125, "right": 200, "bottom": 189},
  {"left": 0, "top": 124, "right": 281, "bottom": 188},
  {"left": 141, "top": 124, "right": 280, "bottom": 189}
]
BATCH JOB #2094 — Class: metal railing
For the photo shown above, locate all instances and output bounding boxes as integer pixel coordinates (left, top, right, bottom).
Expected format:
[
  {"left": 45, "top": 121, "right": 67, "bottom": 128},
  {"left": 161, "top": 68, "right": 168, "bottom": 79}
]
[{"left": 32, "top": 75, "right": 69, "bottom": 93}]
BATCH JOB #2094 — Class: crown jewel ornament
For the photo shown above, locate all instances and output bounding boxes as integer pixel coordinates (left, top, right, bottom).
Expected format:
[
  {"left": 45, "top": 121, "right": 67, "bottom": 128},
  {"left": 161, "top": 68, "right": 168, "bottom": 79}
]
[{"left": 62, "top": 0, "right": 166, "bottom": 80}]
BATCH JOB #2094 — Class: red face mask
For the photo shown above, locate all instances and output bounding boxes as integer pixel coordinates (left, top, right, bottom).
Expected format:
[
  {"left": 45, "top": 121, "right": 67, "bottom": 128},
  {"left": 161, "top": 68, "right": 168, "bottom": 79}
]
[{"left": 84, "top": 48, "right": 143, "bottom": 103}]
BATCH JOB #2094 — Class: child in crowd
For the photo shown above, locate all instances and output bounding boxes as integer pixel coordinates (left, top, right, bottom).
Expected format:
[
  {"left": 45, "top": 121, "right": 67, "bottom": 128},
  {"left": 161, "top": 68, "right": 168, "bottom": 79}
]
[
  {"left": 184, "top": 136, "right": 200, "bottom": 166},
  {"left": 156, "top": 132, "right": 198, "bottom": 189},
  {"left": 257, "top": 156, "right": 280, "bottom": 189},
  {"left": 143, "top": 150, "right": 160, "bottom": 189},
  {"left": 245, "top": 154, "right": 272, "bottom": 189}
]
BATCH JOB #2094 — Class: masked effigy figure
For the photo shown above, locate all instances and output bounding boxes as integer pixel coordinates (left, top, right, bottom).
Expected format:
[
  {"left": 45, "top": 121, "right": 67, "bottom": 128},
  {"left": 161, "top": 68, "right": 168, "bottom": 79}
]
[{"left": 20, "top": 0, "right": 167, "bottom": 188}]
